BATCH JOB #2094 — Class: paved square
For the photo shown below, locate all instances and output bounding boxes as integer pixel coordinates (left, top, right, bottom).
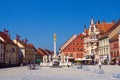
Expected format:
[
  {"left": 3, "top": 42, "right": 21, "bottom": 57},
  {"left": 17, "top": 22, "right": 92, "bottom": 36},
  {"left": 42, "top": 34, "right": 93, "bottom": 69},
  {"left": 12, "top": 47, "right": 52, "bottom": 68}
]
[{"left": 0, "top": 65, "right": 120, "bottom": 80}]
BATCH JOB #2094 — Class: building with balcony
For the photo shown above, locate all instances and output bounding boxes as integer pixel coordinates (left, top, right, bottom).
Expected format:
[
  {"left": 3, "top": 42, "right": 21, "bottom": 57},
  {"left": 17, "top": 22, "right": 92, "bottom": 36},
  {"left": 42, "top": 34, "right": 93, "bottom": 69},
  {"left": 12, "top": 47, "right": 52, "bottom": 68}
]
[
  {"left": 83, "top": 18, "right": 100, "bottom": 61},
  {"left": 98, "top": 20, "right": 116, "bottom": 64},
  {"left": 108, "top": 20, "right": 120, "bottom": 64},
  {"left": 83, "top": 18, "right": 115, "bottom": 64}
]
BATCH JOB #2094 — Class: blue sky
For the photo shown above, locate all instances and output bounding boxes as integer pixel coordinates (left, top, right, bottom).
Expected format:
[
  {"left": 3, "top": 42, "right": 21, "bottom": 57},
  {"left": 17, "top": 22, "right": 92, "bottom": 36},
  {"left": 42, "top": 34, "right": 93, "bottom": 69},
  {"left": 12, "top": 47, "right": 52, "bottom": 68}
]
[{"left": 0, "top": 0, "right": 120, "bottom": 51}]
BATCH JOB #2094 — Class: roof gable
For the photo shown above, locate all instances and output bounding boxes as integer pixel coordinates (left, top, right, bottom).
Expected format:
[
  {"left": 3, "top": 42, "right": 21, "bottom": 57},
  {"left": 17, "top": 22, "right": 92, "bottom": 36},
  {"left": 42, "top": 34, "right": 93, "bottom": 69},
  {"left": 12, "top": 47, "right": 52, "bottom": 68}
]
[
  {"left": 62, "top": 33, "right": 84, "bottom": 52},
  {"left": 96, "top": 22, "right": 114, "bottom": 33},
  {"left": 0, "top": 32, "right": 16, "bottom": 45},
  {"left": 60, "top": 34, "right": 77, "bottom": 51}
]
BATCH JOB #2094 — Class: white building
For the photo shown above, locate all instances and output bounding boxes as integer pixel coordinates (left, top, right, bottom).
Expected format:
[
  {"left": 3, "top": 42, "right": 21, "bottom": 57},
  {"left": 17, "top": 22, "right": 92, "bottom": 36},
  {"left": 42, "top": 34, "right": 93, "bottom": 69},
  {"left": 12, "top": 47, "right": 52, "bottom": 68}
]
[{"left": 83, "top": 18, "right": 99, "bottom": 61}]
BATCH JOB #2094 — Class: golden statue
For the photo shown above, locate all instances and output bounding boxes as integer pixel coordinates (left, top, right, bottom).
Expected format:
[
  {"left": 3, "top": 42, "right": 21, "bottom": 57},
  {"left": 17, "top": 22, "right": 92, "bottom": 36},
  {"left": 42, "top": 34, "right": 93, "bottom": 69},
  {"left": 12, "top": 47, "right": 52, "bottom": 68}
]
[{"left": 54, "top": 33, "right": 56, "bottom": 41}]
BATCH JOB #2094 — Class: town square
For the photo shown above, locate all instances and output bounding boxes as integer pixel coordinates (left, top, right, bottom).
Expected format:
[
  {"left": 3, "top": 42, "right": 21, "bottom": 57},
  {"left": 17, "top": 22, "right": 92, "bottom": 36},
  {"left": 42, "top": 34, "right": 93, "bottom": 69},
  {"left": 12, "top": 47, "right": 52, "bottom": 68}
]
[
  {"left": 0, "top": 65, "right": 120, "bottom": 80},
  {"left": 0, "top": 0, "right": 120, "bottom": 80}
]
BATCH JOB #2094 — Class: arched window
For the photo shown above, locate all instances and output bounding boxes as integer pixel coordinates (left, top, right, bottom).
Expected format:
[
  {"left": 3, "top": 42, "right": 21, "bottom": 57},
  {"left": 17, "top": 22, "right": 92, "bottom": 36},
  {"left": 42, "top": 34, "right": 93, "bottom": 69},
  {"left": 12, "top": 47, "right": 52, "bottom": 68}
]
[
  {"left": 91, "top": 27, "right": 94, "bottom": 32},
  {"left": 65, "top": 53, "right": 68, "bottom": 56},
  {"left": 117, "top": 51, "right": 119, "bottom": 56},
  {"left": 111, "top": 51, "right": 113, "bottom": 57},
  {"left": 70, "top": 53, "right": 73, "bottom": 57}
]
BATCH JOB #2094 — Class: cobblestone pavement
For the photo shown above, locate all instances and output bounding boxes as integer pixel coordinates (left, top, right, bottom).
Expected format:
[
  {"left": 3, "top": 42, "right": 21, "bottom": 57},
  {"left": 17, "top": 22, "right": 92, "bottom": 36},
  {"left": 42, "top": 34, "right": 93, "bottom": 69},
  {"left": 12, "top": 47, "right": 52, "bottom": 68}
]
[{"left": 0, "top": 65, "right": 120, "bottom": 80}]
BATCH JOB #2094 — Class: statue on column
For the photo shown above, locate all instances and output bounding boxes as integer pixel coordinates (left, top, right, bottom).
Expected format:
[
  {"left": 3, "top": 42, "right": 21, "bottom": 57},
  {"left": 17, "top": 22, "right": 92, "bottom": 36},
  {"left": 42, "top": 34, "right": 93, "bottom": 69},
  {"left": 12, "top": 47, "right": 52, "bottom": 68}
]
[{"left": 53, "top": 33, "right": 57, "bottom": 56}]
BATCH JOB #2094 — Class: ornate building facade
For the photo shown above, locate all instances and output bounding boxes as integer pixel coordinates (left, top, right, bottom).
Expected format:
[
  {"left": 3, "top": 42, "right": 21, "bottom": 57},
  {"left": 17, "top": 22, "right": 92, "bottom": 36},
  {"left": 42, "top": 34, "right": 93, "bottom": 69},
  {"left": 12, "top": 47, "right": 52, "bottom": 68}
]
[{"left": 83, "top": 18, "right": 99, "bottom": 61}]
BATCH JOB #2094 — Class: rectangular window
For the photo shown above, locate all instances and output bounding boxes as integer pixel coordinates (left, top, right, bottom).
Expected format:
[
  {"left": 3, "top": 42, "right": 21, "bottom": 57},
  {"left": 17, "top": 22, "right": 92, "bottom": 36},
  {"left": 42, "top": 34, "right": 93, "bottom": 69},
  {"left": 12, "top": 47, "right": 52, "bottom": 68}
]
[
  {"left": 1, "top": 45, "right": 2, "bottom": 49},
  {"left": 73, "top": 48, "right": 75, "bottom": 50},
  {"left": 0, "top": 53, "right": 1, "bottom": 57},
  {"left": 70, "top": 53, "right": 73, "bottom": 57},
  {"left": 12, "top": 48, "right": 15, "bottom": 52},
  {"left": 77, "top": 43, "right": 79, "bottom": 45},
  {"left": 91, "top": 27, "right": 94, "bottom": 32},
  {"left": 65, "top": 53, "right": 68, "bottom": 56},
  {"left": 68, "top": 48, "right": 70, "bottom": 50},
  {"left": 73, "top": 43, "right": 75, "bottom": 45}
]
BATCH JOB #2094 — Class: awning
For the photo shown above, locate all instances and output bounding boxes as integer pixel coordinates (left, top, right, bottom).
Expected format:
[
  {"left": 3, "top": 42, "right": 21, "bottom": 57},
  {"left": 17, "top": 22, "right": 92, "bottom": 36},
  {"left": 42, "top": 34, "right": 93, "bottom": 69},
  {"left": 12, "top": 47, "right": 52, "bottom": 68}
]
[
  {"left": 68, "top": 57, "right": 74, "bottom": 59},
  {"left": 35, "top": 59, "right": 42, "bottom": 63},
  {"left": 112, "top": 57, "right": 116, "bottom": 60},
  {"left": 86, "top": 59, "right": 92, "bottom": 60},
  {"left": 75, "top": 58, "right": 92, "bottom": 61}
]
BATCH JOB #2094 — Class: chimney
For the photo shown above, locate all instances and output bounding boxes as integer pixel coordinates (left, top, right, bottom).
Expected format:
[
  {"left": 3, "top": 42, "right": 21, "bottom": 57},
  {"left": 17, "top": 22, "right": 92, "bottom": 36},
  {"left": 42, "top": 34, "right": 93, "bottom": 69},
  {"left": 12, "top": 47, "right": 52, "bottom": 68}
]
[
  {"left": 98, "top": 20, "right": 100, "bottom": 24},
  {"left": 112, "top": 20, "right": 115, "bottom": 24},
  {"left": 102, "top": 20, "right": 106, "bottom": 24}
]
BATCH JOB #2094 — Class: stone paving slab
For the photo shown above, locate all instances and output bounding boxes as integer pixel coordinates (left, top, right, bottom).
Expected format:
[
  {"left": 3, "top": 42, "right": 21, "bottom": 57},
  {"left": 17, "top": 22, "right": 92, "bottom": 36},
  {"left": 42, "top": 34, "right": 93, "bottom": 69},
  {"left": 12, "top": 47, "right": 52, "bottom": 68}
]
[{"left": 0, "top": 65, "right": 120, "bottom": 80}]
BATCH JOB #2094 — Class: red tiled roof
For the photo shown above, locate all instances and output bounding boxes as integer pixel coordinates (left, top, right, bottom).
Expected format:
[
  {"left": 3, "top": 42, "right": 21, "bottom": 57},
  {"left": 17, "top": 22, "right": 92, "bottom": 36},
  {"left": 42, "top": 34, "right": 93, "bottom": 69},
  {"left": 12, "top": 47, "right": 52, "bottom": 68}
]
[
  {"left": 44, "top": 49, "right": 54, "bottom": 55},
  {"left": 96, "top": 22, "right": 114, "bottom": 33},
  {"left": 0, "top": 32, "right": 16, "bottom": 45},
  {"left": 98, "top": 20, "right": 120, "bottom": 39},
  {"left": 107, "top": 20, "right": 120, "bottom": 33},
  {"left": 28, "top": 44, "right": 38, "bottom": 52},
  {"left": 37, "top": 48, "right": 48, "bottom": 56}
]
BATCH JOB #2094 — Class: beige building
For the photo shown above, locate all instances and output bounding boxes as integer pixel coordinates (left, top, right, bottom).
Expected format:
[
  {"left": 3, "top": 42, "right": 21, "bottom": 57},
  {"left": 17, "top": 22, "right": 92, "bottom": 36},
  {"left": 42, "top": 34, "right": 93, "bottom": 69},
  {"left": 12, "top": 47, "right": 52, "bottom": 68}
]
[
  {"left": 13, "top": 39, "right": 36, "bottom": 65},
  {"left": 98, "top": 21, "right": 115, "bottom": 64},
  {"left": 0, "top": 32, "right": 17, "bottom": 66},
  {"left": 108, "top": 20, "right": 120, "bottom": 63},
  {"left": 0, "top": 40, "right": 5, "bottom": 67}
]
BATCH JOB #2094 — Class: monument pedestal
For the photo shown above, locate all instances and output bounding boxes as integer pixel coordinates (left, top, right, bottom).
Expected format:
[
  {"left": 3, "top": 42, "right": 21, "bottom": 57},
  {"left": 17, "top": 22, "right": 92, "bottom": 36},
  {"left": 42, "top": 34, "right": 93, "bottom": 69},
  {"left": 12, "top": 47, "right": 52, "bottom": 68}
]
[
  {"left": 52, "top": 57, "right": 59, "bottom": 66},
  {"left": 50, "top": 56, "right": 62, "bottom": 68}
]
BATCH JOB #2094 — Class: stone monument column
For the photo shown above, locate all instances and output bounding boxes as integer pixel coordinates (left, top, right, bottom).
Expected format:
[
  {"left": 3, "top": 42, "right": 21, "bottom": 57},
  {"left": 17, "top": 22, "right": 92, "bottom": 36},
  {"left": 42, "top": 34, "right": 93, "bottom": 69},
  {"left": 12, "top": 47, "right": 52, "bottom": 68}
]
[{"left": 54, "top": 33, "right": 57, "bottom": 56}]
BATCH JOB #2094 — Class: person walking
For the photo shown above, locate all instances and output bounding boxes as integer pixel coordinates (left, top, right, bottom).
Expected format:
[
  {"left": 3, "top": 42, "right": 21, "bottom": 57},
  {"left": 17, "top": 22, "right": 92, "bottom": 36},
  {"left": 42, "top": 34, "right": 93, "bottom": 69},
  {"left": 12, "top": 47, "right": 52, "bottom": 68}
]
[{"left": 98, "top": 59, "right": 102, "bottom": 69}]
